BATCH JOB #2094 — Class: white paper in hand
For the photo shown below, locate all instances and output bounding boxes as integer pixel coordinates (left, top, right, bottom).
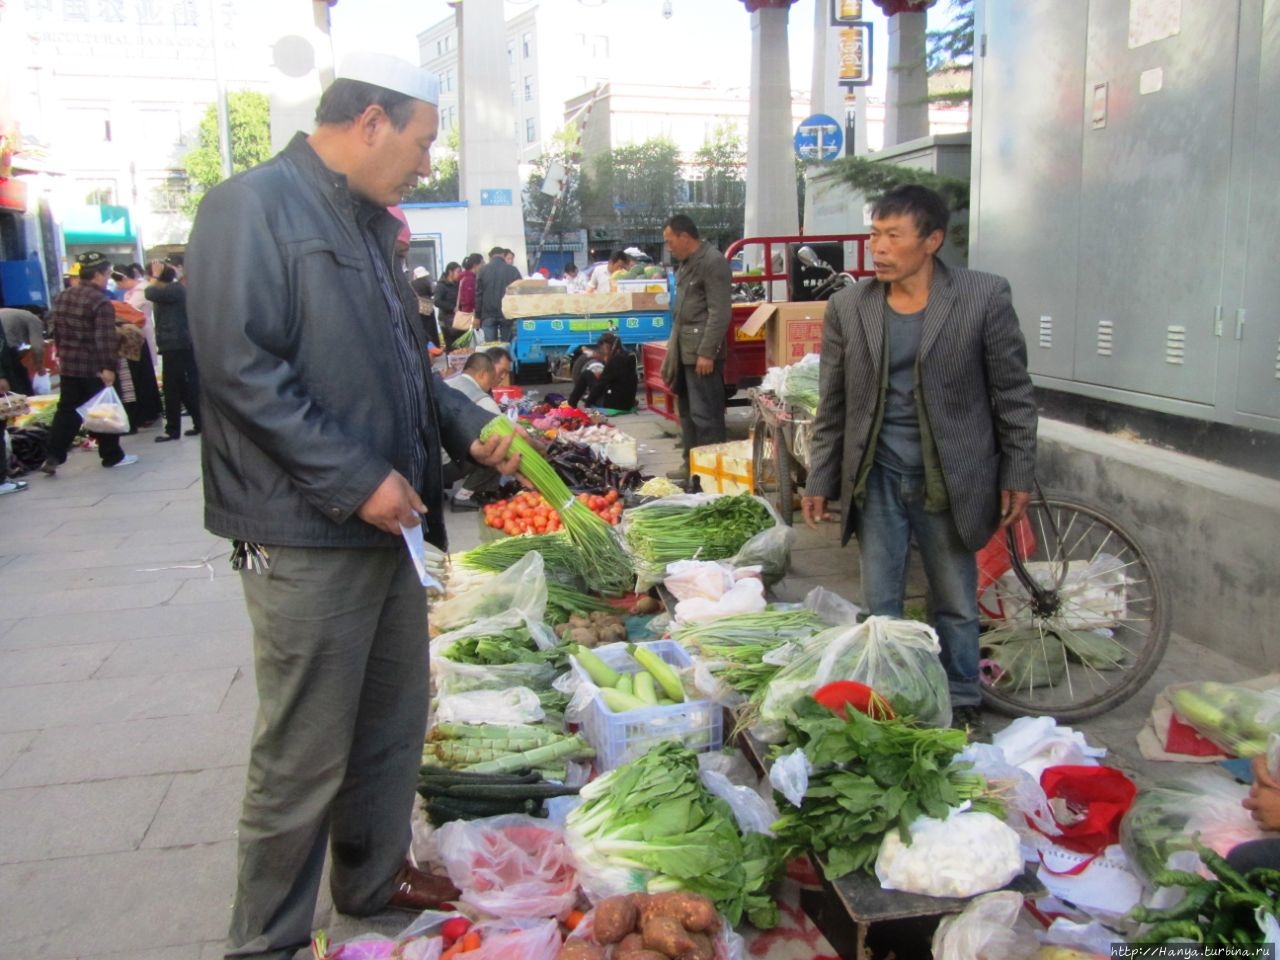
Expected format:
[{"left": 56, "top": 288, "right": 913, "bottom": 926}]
[{"left": 400, "top": 517, "right": 442, "bottom": 590}]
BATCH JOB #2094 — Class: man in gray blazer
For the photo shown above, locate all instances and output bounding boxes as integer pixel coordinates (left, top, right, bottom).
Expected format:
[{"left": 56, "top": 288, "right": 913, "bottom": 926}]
[
  {"left": 661, "top": 213, "right": 733, "bottom": 479},
  {"left": 802, "top": 185, "right": 1037, "bottom": 731}
]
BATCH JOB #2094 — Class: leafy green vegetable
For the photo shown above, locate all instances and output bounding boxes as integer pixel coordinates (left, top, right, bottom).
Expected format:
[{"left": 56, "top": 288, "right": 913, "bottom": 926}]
[
  {"left": 771, "top": 701, "right": 1001, "bottom": 880},
  {"left": 625, "top": 495, "right": 774, "bottom": 583},
  {"left": 441, "top": 626, "right": 569, "bottom": 670},
  {"left": 565, "top": 741, "right": 784, "bottom": 928}
]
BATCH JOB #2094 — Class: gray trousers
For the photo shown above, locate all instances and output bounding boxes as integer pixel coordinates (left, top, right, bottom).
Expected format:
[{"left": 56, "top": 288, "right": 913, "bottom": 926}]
[
  {"left": 226, "top": 546, "right": 428, "bottom": 960},
  {"left": 675, "top": 361, "right": 727, "bottom": 461}
]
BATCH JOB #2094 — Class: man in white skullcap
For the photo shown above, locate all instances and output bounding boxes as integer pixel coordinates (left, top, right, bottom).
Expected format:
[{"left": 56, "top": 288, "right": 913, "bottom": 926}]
[{"left": 186, "top": 53, "right": 522, "bottom": 959}]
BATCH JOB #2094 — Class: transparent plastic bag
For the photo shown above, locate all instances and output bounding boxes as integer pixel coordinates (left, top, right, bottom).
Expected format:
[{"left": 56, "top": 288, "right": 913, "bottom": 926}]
[
  {"left": 1169, "top": 680, "right": 1280, "bottom": 757},
  {"left": 954, "top": 741, "right": 1058, "bottom": 842},
  {"left": 429, "top": 607, "right": 561, "bottom": 697},
  {"left": 433, "top": 687, "right": 545, "bottom": 725},
  {"left": 464, "top": 918, "right": 561, "bottom": 960},
  {"left": 436, "top": 815, "right": 578, "bottom": 919},
  {"left": 699, "top": 765, "right": 778, "bottom": 836},
  {"left": 75, "top": 385, "right": 129, "bottom": 434},
  {"left": 755, "top": 615, "right": 952, "bottom": 741},
  {"left": 316, "top": 911, "right": 450, "bottom": 959},
  {"left": 989, "top": 715, "right": 1105, "bottom": 780},
  {"left": 1119, "top": 770, "right": 1266, "bottom": 883},
  {"left": 802, "top": 586, "right": 862, "bottom": 626},
  {"left": 875, "top": 807, "right": 1023, "bottom": 899},
  {"left": 432, "top": 552, "right": 548, "bottom": 631},
  {"left": 730, "top": 523, "right": 796, "bottom": 586},
  {"left": 931, "top": 891, "right": 1039, "bottom": 960}
]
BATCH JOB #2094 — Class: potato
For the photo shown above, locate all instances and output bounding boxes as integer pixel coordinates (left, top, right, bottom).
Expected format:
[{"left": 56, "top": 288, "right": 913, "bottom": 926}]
[
  {"left": 588, "top": 610, "right": 611, "bottom": 623},
  {"left": 641, "top": 915, "right": 695, "bottom": 957},
  {"left": 554, "top": 622, "right": 571, "bottom": 638},
  {"left": 640, "top": 892, "right": 720, "bottom": 933},
  {"left": 592, "top": 894, "right": 638, "bottom": 945},
  {"left": 676, "top": 931, "right": 714, "bottom": 960},
  {"left": 615, "top": 932, "right": 646, "bottom": 954},
  {"left": 629, "top": 596, "right": 662, "bottom": 616},
  {"left": 598, "top": 622, "right": 628, "bottom": 646},
  {"left": 568, "top": 626, "right": 598, "bottom": 648},
  {"left": 568, "top": 614, "right": 591, "bottom": 628},
  {"left": 614, "top": 951, "right": 668, "bottom": 960},
  {"left": 558, "top": 942, "right": 606, "bottom": 960}
]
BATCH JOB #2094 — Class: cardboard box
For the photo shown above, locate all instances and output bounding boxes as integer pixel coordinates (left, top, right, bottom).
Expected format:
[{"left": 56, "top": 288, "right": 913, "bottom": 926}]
[
  {"left": 690, "top": 440, "right": 755, "bottom": 495},
  {"left": 739, "top": 301, "right": 827, "bottom": 366}
]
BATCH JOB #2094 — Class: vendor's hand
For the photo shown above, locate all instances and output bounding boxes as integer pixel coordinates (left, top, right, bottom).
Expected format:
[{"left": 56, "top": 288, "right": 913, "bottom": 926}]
[
  {"left": 802, "top": 495, "right": 830, "bottom": 530},
  {"left": 1252, "top": 755, "right": 1280, "bottom": 791},
  {"left": 357, "top": 470, "right": 427, "bottom": 535},
  {"left": 1000, "top": 489, "right": 1031, "bottom": 528},
  {"left": 695, "top": 355, "right": 715, "bottom": 377},
  {"left": 99, "top": 368, "right": 117, "bottom": 387},
  {"left": 470, "top": 430, "right": 522, "bottom": 476},
  {"left": 1244, "top": 780, "right": 1280, "bottom": 832}
]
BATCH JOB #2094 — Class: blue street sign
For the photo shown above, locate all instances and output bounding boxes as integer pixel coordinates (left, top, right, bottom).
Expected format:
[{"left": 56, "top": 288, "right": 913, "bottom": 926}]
[
  {"left": 794, "top": 114, "right": 844, "bottom": 162},
  {"left": 480, "top": 188, "right": 513, "bottom": 206}
]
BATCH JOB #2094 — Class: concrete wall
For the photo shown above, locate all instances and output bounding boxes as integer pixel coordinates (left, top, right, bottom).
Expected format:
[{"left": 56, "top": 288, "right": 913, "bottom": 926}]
[{"left": 1036, "top": 419, "right": 1279, "bottom": 668}]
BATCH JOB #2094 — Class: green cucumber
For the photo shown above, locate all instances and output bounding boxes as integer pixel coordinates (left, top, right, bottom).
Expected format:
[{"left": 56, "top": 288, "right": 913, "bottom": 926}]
[
  {"left": 600, "top": 686, "right": 650, "bottom": 713},
  {"left": 575, "top": 645, "right": 621, "bottom": 687},
  {"left": 634, "top": 670, "right": 658, "bottom": 705}
]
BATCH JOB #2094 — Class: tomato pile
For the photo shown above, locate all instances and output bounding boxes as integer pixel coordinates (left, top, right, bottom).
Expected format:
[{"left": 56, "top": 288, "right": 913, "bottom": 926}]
[{"left": 482, "top": 489, "right": 623, "bottom": 535}]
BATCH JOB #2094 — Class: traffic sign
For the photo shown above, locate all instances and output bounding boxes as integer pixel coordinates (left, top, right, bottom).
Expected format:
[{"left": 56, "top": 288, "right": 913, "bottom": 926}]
[{"left": 794, "top": 114, "right": 844, "bottom": 162}]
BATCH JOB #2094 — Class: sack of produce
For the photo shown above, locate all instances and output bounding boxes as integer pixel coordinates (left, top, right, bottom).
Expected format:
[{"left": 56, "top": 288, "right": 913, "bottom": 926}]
[
  {"left": 430, "top": 608, "right": 564, "bottom": 698},
  {"left": 432, "top": 550, "right": 549, "bottom": 632},
  {"left": 875, "top": 808, "right": 1023, "bottom": 899},
  {"left": 755, "top": 615, "right": 952, "bottom": 741},
  {"left": 1118, "top": 772, "right": 1266, "bottom": 883},
  {"left": 1169, "top": 680, "right": 1280, "bottom": 757},
  {"left": 437, "top": 815, "right": 578, "bottom": 919}
]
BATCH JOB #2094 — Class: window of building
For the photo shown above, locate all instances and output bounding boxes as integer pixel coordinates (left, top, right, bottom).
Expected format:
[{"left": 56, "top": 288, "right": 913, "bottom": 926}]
[
  {"left": 522, "top": 32, "right": 533, "bottom": 58},
  {"left": 65, "top": 104, "right": 112, "bottom": 145},
  {"left": 523, "top": 75, "right": 533, "bottom": 101},
  {"left": 507, "top": 41, "right": 515, "bottom": 64},
  {"left": 76, "top": 178, "right": 118, "bottom": 205},
  {"left": 525, "top": 117, "right": 536, "bottom": 143},
  {"left": 149, "top": 173, "right": 190, "bottom": 213},
  {"left": 444, "top": 69, "right": 454, "bottom": 93}
]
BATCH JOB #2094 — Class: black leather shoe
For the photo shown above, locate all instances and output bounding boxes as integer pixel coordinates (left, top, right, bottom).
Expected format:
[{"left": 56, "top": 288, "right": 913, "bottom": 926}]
[
  {"left": 184, "top": 428, "right": 201, "bottom": 437},
  {"left": 155, "top": 434, "right": 179, "bottom": 443}
]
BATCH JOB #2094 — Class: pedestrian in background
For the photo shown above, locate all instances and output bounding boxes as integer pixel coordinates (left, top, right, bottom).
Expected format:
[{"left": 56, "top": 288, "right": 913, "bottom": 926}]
[
  {"left": 0, "top": 322, "right": 30, "bottom": 495},
  {"left": 660, "top": 214, "right": 731, "bottom": 480},
  {"left": 145, "top": 263, "right": 202, "bottom": 442},
  {"left": 475, "top": 245, "right": 521, "bottom": 344},
  {"left": 802, "top": 184, "right": 1038, "bottom": 734},
  {"left": 0, "top": 304, "right": 45, "bottom": 396},
  {"left": 113, "top": 265, "right": 162, "bottom": 428},
  {"left": 41, "top": 252, "right": 137, "bottom": 474},
  {"left": 186, "top": 51, "right": 520, "bottom": 960},
  {"left": 457, "top": 252, "right": 482, "bottom": 342}
]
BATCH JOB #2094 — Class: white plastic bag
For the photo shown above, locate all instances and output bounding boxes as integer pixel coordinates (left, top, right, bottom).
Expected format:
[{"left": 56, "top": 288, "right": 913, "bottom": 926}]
[
  {"left": 31, "top": 371, "right": 52, "bottom": 395},
  {"left": 756, "top": 615, "right": 952, "bottom": 741},
  {"left": 664, "top": 559, "right": 735, "bottom": 602},
  {"left": 875, "top": 807, "right": 1023, "bottom": 898},
  {"left": 990, "top": 715, "right": 1105, "bottom": 780},
  {"left": 674, "top": 577, "right": 767, "bottom": 624},
  {"left": 931, "top": 891, "right": 1039, "bottom": 960},
  {"left": 955, "top": 740, "right": 1059, "bottom": 842},
  {"left": 436, "top": 815, "right": 578, "bottom": 919},
  {"left": 769, "top": 748, "right": 812, "bottom": 809},
  {"left": 433, "top": 687, "right": 545, "bottom": 725},
  {"left": 75, "top": 385, "right": 129, "bottom": 434}
]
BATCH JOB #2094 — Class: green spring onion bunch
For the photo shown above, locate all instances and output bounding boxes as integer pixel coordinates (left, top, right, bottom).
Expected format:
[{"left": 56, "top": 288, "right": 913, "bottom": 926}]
[
  {"left": 624, "top": 494, "right": 774, "bottom": 583},
  {"left": 479, "top": 416, "right": 633, "bottom": 595}
]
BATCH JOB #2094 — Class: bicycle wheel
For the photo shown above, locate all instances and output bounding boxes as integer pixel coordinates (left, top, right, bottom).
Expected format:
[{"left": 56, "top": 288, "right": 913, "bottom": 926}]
[
  {"left": 751, "top": 419, "right": 793, "bottom": 525},
  {"left": 978, "top": 493, "right": 1169, "bottom": 721}
]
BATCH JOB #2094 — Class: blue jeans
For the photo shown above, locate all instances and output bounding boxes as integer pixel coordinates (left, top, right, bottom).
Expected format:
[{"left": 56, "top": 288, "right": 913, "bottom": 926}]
[{"left": 856, "top": 462, "right": 981, "bottom": 707}]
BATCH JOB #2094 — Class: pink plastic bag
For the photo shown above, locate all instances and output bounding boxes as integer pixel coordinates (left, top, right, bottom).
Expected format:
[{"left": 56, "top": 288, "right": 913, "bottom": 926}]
[
  {"left": 465, "top": 918, "right": 562, "bottom": 960},
  {"left": 437, "top": 815, "right": 578, "bottom": 919}
]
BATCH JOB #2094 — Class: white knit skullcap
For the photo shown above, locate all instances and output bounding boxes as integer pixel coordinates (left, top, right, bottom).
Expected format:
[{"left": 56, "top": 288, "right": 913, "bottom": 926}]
[{"left": 336, "top": 52, "right": 440, "bottom": 106}]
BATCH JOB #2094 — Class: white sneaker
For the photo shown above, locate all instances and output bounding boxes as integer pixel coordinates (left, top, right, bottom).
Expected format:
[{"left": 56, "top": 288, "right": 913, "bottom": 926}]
[
  {"left": 0, "top": 480, "right": 29, "bottom": 495},
  {"left": 106, "top": 454, "right": 139, "bottom": 468}
]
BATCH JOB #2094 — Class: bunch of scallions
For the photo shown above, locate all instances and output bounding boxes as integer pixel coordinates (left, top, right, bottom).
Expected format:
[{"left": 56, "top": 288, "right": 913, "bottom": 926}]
[
  {"left": 479, "top": 416, "right": 633, "bottom": 595},
  {"left": 624, "top": 494, "right": 774, "bottom": 582},
  {"left": 673, "top": 609, "right": 828, "bottom": 703}
]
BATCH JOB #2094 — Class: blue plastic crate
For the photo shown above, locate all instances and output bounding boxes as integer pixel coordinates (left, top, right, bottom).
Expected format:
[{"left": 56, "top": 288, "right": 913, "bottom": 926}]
[{"left": 570, "top": 639, "right": 723, "bottom": 770}]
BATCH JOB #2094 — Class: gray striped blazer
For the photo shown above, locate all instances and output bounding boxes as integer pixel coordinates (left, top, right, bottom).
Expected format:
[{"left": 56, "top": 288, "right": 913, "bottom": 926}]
[{"left": 805, "top": 258, "right": 1038, "bottom": 551}]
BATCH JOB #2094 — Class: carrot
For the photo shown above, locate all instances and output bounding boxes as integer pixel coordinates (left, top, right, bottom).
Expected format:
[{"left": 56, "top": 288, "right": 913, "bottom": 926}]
[
  {"left": 440, "top": 946, "right": 462, "bottom": 960},
  {"left": 564, "top": 909, "right": 587, "bottom": 931},
  {"left": 460, "top": 930, "right": 482, "bottom": 952}
]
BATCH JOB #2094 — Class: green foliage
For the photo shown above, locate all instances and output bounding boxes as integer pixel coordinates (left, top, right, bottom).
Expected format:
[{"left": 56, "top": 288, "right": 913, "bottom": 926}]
[
  {"left": 405, "top": 126, "right": 460, "bottom": 203},
  {"left": 681, "top": 121, "right": 746, "bottom": 248},
  {"left": 523, "top": 125, "right": 584, "bottom": 232},
  {"left": 927, "top": 0, "right": 974, "bottom": 107},
  {"left": 581, "top": 137, "right": 681, "bottom": 239},
  {"left": 183, "top": 91, "right": 271, "bottom": 215},
  {"left": 813, "top": 155, "right": 970, "bottom": 251}
]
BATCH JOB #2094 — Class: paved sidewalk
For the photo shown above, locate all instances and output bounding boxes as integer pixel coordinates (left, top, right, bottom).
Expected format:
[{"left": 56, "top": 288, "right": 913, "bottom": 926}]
[{"left": 0, "top": 405, "right": 1252, "bottom": 958}]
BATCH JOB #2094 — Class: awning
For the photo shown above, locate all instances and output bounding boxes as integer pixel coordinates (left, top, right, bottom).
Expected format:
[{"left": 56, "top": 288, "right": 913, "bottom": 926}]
[{"left": 61, "top": 204, "right": 137, "bottom": 245}]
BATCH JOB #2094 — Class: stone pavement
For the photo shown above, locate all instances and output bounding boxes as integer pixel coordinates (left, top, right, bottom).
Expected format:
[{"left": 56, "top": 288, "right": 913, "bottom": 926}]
[{"left": 0, "top": 402, "right": 1252, "bottom": 958}]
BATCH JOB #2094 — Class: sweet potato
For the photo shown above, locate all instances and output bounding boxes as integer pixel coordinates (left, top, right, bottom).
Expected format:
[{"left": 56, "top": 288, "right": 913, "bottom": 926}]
[
  {"left": 592, "top": 894, "right": 639, "bottom": 945},
  {"left": 614, "top": 952, "right": 667, "bottom": 960},
  {"left": 558, "top": 942, "right": 606, "bottom": 960},
  {"left": 639, "top": 892, "right": 720, "bottom": 933},
  {"left": 676, "top": 931, "right": 714, "bottom": 960},
  {"left": 615, "top": 932, "right": 646, "bottom": 954},
  {"left": 627, "top": 891, "right": 652, "bottom": 914},
  {"left": 641, "top": 915, "right": 695, "bottom": 957}
]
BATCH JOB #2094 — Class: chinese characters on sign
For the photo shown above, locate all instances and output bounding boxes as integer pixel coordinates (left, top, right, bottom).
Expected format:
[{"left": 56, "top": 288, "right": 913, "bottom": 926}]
[
  {"left": 837, "top": 24, "right": 873, "bottom": 87},
  {"left": 832, "top": 0, "right": 862, "bottom": 23}
]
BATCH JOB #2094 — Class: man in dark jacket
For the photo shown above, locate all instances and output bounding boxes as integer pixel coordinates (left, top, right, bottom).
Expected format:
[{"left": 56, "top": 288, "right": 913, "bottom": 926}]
[
  {"left": 41, "top": 252, "right": 137, "bottom": 473},
  {"left": 185, "top": 52, "right": 520, "bottom": 960},
  {"left": 661, "top": 214, "right": 732, "bottom": 479},
  {"left": 569, "top": 332, "right": 638, "bottom": 410},
  {"left": 801, "top": 185, "right": 1037, "bottom": 732},
  {"left": 475, "top": 245, "right": 521, "bottom": 343},
  {"left": 145, "top": 264, "right": 202, "bottom": 441}
]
